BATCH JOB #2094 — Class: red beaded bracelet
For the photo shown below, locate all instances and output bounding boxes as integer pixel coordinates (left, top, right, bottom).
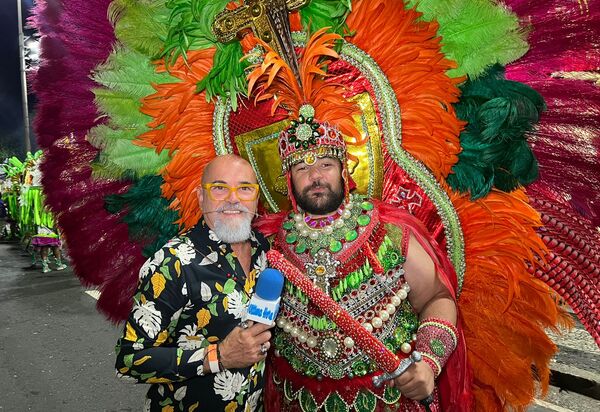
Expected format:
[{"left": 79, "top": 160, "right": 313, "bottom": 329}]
[{"left": 415, "top": 317, "right": 458, "bottom": 377}]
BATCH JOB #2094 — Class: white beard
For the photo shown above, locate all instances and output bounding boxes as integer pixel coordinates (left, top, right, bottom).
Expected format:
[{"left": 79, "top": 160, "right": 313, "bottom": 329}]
[{"left": 213, "top": 214, "right": 253, "bottom": 243}]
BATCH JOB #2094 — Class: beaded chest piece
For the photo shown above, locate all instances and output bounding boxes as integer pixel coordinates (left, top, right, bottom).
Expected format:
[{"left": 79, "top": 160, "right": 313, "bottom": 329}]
[{"left": 273, "top": 195, "right": 419, "bottom": 381}]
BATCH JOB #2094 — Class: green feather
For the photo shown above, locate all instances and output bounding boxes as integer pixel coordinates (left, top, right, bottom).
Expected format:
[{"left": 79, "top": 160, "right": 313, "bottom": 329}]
[
  {"left": 405, "top": 0, "right": 529, "bottom": 78},
  {"left": 105, "top": 175, "right": 180, "bottom": 258},
  {"left": 90, "top": 47, "right": 172, "bottom": 179},
  {"left": 109, "top": 0, "right": 170, "bottom": 58},
  {"left": 448, "top": 65, "right": 545, "bottom": 199},
  {"left": 300, "top": 0, "right": 352, "bottom": 35},
  {"left": 162, "top": 0, "right": 230, "bottom": 63},
  {"left": 196, "top": 42, "right": 248, "bottom": 110},
  {"left": 162, "top": 0, "right": 249, "bottom": 107}
]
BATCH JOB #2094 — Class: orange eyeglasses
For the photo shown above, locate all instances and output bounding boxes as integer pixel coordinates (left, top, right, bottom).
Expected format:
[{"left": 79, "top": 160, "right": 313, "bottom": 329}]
[{"left": 202, "top": 183, "right": 260, "bottom": 201}]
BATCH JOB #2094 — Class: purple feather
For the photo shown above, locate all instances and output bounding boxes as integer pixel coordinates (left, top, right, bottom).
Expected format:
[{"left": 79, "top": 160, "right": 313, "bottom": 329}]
[{"left": 504, "top": 0, "right": 600, "bottom": 225}]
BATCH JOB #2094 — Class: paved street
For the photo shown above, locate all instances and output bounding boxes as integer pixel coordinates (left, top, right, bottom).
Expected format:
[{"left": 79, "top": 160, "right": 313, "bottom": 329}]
[
  {"left": 0, "top": 240, "right": 598, "bottom": 411},
  {"left": 0, "top": 241, "right": 145, "bottom": 411}
]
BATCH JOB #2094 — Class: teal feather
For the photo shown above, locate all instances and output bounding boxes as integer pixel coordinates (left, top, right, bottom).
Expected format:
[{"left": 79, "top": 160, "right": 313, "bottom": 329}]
[
  {"left": 105, "top": 175, "right": 179, "bottom": 257},
  {"left": 448, "top": 64, "right": 545, "bottom": 199}
]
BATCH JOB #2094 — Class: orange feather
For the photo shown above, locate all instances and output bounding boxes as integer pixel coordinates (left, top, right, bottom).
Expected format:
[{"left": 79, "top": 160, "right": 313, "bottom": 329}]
[
  {"left": 135, "top": 49, "right": 217, "bottom": 231},
  {"left": 347, "top": 0, "right": 462, "bottom": 179},
  {"left": 246, "top": 27, "right": 361, "bottom": 142},
  {"left": 452, "top": 188, "right": 572, "bottom": 410}
]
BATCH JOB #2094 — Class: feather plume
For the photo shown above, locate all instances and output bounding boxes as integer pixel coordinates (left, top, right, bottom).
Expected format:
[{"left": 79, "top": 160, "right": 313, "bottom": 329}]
[
  {"left": 448, "top": 64, "right": 545, "bottom": 199},
  {"left": 162, "top": 0, "right": 249, "bottom": 105},
  {"left": 136, "top": 49, "right": 217, "bottom": 231},
  {"left": 347, "top": 0, "right": 462, "bottom": 179},
  {"left": 504, "top": 0, "right": 600, "bottom": 227},
  {"left": 108, "top": 0, "right": 169, "bottom": 58},
  {"left": 88, "top": 46, "right": 172, "bottom": 179},
  {"left": 504, "top": 0, "right": 600, "bottom": 345},
  {"left": 105, "top": 175, "right": 179, "bottom": 257},
  {"left": 405, "top": 0, "right": 529, "bottom": 78},
  {"left": 299, "top": 0, "right": 352, "bottom": 36},
  {"left": 247, "top": 28, "right": 360, "bottom": 140},
  {"left": 453, "top": 189, "right": 572, "bottom": 410},
  {"left": 31, "top": 0, "right": 149, "bottom": 322}
]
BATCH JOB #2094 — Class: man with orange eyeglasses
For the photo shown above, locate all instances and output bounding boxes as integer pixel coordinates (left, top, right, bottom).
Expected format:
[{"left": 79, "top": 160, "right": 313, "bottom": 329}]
[{"left": 115, "top": 154, "right": 273, "bottom": 411}]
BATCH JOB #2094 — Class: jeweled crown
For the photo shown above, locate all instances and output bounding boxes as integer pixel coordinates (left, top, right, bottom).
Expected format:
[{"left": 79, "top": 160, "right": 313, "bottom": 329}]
[{"left": 278, "top": 104, "right": 347, "bottom": 172}]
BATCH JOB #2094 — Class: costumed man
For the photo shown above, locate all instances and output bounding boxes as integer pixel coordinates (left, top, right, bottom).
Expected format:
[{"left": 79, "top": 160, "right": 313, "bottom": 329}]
[
  {"left": 261, "top": 111, "right": 467, "bottom": 412},
  {"left": 247, "top": 30, "right": 469, "bottom": 411},
  {"left": 115, "top": 155, "right": 273, "bottom": 411}
]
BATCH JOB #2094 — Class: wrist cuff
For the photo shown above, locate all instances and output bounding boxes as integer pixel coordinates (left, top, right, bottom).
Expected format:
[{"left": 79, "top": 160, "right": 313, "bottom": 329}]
[{"left": 415, "top": 318, "right": 458, "bottom": 377}]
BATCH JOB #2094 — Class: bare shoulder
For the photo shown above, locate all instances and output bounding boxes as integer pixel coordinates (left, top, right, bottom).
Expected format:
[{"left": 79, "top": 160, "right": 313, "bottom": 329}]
[
  {"left": 403, "top": 234, "right": 436, "bottom": 288},
  {"left": 402, "top": 234, "right": 449, "bottom": 313}
]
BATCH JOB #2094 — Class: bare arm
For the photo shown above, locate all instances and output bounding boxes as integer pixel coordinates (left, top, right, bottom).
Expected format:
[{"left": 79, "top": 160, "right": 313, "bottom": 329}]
[
  {"left": 390, "top": 234, "right": 457, "bottom": 400},
  {"left": 403, "top": 234, "right": 456, "bottom": 325}
]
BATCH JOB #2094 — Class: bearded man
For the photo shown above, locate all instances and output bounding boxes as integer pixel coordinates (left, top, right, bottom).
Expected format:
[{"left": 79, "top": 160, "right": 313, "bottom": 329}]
[
  {"left": 259, "top": 109, "right": 468, "bottom": 412},
  {"left": 116, "top": 154, "right": 273, "bottom": 411}
]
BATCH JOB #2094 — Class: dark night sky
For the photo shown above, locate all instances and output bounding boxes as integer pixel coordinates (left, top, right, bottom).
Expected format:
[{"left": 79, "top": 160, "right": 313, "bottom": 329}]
[{"left": 1, "top": 0, "right": 36, "bottom": 158}]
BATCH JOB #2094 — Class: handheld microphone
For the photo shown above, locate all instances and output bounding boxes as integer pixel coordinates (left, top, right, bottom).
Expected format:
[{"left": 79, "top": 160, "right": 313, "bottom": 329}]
[{"left": 245, "top": 268, "right": 284, "bottom": 326}]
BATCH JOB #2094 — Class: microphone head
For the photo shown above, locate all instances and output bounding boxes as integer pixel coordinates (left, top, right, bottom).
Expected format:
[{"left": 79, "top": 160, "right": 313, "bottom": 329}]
[{"left": 255, "top": 268, "right": 284, "bottom": 301}]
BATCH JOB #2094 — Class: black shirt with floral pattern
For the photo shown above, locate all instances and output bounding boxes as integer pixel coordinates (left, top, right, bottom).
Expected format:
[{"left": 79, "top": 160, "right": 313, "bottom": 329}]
[{"left": 115, "top": 218, "right": 269, "bottom": 412}]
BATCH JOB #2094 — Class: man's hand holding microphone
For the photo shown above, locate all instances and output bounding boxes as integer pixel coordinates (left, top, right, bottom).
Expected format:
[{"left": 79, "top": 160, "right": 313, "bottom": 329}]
[{"left": 217, "top": 268, "right": 284, "bottom": 369}]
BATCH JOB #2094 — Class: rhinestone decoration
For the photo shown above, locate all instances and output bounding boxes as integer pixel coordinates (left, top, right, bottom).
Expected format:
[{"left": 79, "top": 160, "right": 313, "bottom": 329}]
[
  {"left": 430, "top": 338, "right": 446, "bottom": 357},
  {"left": 306, "top": 249, "right": 340, "bottom": 294},
  {"left": 287, "top": 115, "right": 320, "bottom": 149},
  {"left": 299, "top": 103, "right": 316, "bottom": 118},
  {"left": 296, "top": 123, "right": 314, "bottom": 142},
  {"left": 322, "top": 337, "right": 339, "bottom": 358},
  {"left": 267, "top": 249, "right": 402, "bottom": 373},
  {"left": 282, "top": 195, "right": 371, "bottom": 256},
  {"left": 303, "top": 151, "right": 316, "bottom": 165}
]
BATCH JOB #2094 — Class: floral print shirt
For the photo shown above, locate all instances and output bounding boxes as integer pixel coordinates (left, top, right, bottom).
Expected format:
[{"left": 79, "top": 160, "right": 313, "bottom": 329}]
[{"left": 115, "top": 218, "right": 270, "bottom": 412}]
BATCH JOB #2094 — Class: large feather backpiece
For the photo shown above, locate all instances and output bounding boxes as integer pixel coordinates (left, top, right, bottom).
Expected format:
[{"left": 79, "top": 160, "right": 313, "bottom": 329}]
[{"left": 30, "top": 1, "right": 597, "bottom": 410}]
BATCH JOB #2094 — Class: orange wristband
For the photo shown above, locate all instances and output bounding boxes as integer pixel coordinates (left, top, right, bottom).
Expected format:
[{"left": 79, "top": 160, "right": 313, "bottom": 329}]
[{"left": 207, "top": 344, "right": 220, "bottom": 373}]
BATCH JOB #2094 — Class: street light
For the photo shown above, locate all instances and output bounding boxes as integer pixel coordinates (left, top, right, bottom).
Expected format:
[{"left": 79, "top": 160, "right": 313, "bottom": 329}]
[{"left": 17, "top": 0, "right": 31, "bottom": 154}]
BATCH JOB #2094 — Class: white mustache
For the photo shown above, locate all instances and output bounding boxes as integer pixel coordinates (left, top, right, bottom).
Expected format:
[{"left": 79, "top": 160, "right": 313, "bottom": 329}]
[
  {"left": 203, "top": 210, "right": 257, "bottom": 215},
  {"left": 203, "top": 204, "right": 257, "bottom": 216}
]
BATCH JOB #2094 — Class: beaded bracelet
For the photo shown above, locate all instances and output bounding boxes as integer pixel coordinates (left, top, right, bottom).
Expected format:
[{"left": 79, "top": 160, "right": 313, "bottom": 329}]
[
  {"left": 415, "top": 317, "right": 458, "bottom": 377},
  {"left": 207, "top": 344, "right": 221, "bottom": 374}
]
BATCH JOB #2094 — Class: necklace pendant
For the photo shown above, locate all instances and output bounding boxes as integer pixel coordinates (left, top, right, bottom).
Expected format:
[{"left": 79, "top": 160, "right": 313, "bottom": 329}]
[{"left": 306, "top": 249, "right": 340, "bottom": 295}]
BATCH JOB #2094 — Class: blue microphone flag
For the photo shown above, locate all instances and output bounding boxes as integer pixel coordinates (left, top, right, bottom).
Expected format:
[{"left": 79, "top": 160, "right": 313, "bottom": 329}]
[
  {"left": 245, "top": 268, "right": 284, "bottom": 325},
  {"left": 255, "top": 268, "right": 284, "bottom": 300}
]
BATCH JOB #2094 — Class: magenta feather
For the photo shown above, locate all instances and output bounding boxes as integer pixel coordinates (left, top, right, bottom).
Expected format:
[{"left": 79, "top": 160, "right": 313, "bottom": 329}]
[
  {"left": 504, "top": 0, "right": 600, "bottom": 345},
  {"left": 31, "top": 0, "right": 144, "bottom": 322}
]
